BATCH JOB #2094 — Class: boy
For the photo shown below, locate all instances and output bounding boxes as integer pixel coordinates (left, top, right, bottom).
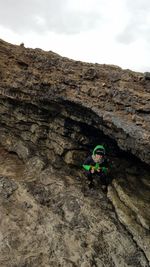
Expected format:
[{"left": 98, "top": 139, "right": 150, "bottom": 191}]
[{"left": 83, "top": 145, "right": 110, "bottom": 190}]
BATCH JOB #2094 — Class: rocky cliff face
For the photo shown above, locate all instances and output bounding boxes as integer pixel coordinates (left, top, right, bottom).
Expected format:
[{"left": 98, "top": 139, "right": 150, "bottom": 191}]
[{"left": 0, "top": 39, "right": 150, "bottom": 267}]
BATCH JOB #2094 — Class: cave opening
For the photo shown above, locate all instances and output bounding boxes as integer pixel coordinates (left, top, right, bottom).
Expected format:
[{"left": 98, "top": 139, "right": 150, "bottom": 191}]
[
  {"left": 63, "top": 117, "right": 150, "bottom": 185},
  {"left": 60, "top": 100, "right": 149, "bottom": 182},
  {"left": 0, "top": 96, "right": 149, "bottom": 189}
]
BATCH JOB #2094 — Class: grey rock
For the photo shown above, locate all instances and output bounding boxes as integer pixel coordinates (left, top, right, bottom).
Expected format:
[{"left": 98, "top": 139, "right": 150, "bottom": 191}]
[{"left": 0, "top": 176, "right": 18, "bottom": 198}]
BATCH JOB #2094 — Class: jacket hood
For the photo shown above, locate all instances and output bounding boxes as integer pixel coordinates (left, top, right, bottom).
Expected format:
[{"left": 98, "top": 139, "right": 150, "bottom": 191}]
[{"left": 93, "top": 145, "right": 105, "bottom": 155}]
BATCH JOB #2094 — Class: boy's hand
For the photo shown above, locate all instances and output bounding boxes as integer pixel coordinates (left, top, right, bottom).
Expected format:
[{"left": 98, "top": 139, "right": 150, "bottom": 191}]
[{"left": 91, "top": 168, "right": 95, "bottom": 173}]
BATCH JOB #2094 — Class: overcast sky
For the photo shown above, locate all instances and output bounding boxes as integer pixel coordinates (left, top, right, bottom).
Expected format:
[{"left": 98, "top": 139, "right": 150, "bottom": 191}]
[{"left": 0, "top": 0, "right": 150, "bottom": 72}]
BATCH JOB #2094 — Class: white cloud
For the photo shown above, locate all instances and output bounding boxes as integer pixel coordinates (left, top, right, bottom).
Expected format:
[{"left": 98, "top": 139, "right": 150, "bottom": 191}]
[
  {"left": 0, "top": 0, "right": 150, "bottom": 72},
  {"left": 33, "top": 16, "right": 46, "bottom": 27},
  {"left": 117, "top": 0, "right": 150, "bottom": 44}
]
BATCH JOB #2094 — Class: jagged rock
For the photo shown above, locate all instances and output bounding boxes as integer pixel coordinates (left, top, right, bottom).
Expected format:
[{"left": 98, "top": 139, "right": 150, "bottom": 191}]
[
  {"left": 108, "top": 175, "right": 150, "bottom": 261},
  {"left": 0, "top": 39, "right": 150, "bottom": 266},
  {"left": 144, "top": 72, "right": 150, "bottom": 80},
  {"left": 0, "top": 176, "right": 18, "bottom": 199},
  {"left": 0, "top": 150, "right": 149, "bottom": 267},
  {"left": 64, "top": 150, "right": 86, "bottom": 166},
  {"left": 0, "top": 39, "right": 149, "bottom": 164}
]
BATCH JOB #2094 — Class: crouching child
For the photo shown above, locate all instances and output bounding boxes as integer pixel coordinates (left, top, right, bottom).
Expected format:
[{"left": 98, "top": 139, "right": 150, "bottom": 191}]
[{"left": 83, "top": 145, "right": 111, "bottom": 190}]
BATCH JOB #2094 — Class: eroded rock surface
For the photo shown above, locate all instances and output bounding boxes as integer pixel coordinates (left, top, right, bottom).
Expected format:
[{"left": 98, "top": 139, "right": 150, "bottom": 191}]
[
  {"left": 0, "top": 39, "right": 149, "bottom": 164},
  {"left": 0, "top": 39, "right": 150, "bottom": 266},
  {"left": 0, "top": 148, "right": 149, "bottom": 267}
]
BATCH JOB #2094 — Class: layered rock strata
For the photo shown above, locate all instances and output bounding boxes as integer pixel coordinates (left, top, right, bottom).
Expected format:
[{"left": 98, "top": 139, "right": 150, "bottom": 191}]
[
  {"left": 0, "top": 148, "right": 149, "bottom": 267},
  {"left": 0, "top": 39, "right": 150, "bottom": 266},
  {"left": 0, "top": 39, "right": 149, "bottom": 164}
]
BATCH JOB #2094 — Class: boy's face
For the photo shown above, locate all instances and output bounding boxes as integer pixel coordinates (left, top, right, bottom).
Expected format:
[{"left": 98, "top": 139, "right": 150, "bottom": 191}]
[{"left": 95, "top": 154, "right": 103, "bottom": 160}]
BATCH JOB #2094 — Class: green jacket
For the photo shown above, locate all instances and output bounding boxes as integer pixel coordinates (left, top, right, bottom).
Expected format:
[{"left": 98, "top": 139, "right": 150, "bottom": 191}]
[{"left": 83, "top": 145, "right": 108, "bottom": 174}]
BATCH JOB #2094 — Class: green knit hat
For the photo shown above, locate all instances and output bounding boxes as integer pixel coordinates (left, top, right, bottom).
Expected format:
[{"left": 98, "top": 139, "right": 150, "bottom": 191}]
[{"left": 93, "top": 145, "right": 105, "bottom": 155}]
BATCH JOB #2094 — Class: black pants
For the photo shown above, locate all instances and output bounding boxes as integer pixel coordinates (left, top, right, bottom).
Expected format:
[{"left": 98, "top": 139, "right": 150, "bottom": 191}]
[{"left": 84, "top": 170, "right": 110, "bottom": 186}]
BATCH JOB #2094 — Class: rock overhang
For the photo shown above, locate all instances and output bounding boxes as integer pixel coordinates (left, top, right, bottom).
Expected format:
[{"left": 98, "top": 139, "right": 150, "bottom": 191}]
[
  {"left": 0, "top": 39, "right": 150, "bottom": 266},
  {"left": 0, "top": 38, "right": 149, "bottom": 166}
]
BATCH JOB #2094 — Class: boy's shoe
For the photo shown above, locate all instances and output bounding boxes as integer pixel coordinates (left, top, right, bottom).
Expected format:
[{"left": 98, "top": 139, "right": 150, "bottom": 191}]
[{"left": 88, "top": 182, "right": 94, "bottom": 189}]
